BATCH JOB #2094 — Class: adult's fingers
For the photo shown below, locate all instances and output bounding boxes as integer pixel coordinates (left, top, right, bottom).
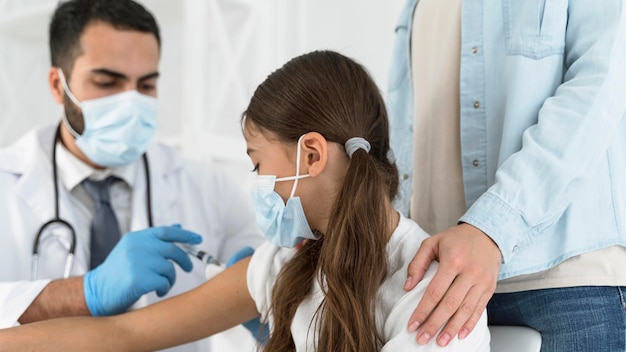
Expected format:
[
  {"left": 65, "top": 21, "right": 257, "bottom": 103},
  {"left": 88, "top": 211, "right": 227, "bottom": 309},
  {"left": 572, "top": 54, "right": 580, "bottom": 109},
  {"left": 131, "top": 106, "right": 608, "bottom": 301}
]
[
  {"left": 160, "top": 241, "right": 194, "bottom": 272},
  {"left": 430, "top": 279, "right": 483, "bottom": 346},
  {"left": 227, "top": 246, "right": 255, "bottom": 267},
  {"left": 407, "top": 224, "right": 501, "bottom": 345},
  {"left": 407, "top": 255, "right": 462, "bottom": 337},
  {"left": 404, "top": 236, "right": 440, "bottom": 291},
  {"left": 458, "top": 289, "right": 492, "bottom": 340},
  {"left": 143, "top": 253, "right": 177, "bottom": 297},
  {"left": 154, "top": 271, "right": 175, "bottom": 297},
  {"left": 152, "top": 226, "right": 203, "bottom": 245}
]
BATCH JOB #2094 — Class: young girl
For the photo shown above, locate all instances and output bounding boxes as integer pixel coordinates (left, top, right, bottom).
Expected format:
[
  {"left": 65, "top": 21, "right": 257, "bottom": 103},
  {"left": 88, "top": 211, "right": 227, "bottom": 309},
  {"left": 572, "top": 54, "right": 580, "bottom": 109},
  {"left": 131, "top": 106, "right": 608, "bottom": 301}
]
[{"left": 0, "top": 50, "right": 490, "bottom": 351}]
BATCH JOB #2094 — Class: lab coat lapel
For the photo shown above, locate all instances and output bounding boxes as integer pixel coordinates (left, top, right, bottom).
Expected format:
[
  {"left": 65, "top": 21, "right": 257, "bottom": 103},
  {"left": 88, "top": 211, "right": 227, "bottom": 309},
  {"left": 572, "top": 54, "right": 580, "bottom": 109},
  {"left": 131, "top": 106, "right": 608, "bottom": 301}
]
[
  {"left": 130, "top": 143, "right": 182, "bottom": 230},
  {"left": 12, "top": 126, "right": 58, "bottom": 224},
  {"left": 7, "top": 125, "right": 90, "bottom": 275}
]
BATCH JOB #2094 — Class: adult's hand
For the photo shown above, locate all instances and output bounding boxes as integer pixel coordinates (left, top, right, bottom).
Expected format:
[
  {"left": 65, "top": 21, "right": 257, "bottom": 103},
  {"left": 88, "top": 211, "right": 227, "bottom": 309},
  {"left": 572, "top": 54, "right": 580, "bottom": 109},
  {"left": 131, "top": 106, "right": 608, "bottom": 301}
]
[
  {"left": 84, "top": 225, "right": 202, "bottom": 316},
  {"left": 404, "top": 223, "right": 501, "bottom": 346}
]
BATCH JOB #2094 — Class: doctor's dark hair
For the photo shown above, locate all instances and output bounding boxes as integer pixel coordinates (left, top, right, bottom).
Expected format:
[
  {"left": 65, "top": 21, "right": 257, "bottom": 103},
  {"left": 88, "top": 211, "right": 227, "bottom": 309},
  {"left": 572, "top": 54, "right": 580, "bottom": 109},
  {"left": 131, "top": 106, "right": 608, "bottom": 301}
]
[
  {"left": 243, "top": 50, "right": 399, "bottom": 352},
  {"left": 49, "top": 0, "right": 160, "bottom": 78}
]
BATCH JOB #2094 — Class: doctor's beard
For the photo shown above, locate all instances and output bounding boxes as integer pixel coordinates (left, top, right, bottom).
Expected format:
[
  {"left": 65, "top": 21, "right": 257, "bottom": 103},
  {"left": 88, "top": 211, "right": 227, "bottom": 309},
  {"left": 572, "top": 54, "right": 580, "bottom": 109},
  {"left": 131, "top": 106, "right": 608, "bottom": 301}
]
[{"left": 63, "top": 93, "right": 85, "bottom": 135}]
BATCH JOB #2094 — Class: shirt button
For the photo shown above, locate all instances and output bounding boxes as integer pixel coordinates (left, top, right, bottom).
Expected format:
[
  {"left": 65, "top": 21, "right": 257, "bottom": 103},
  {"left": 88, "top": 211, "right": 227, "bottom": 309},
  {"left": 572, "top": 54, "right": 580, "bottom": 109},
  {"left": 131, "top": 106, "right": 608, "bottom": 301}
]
[
  {"left": 473, "top": 101, "right": 481, "bottom": 109},
  {"left": 473, "top": 159, "right": 480, "bottom": 167},
  {"left": 401, "top": 173, "right": 409, "bottom": 180},
  {"left": 472, "top": 46, "right": 479, "bottom": 54}
]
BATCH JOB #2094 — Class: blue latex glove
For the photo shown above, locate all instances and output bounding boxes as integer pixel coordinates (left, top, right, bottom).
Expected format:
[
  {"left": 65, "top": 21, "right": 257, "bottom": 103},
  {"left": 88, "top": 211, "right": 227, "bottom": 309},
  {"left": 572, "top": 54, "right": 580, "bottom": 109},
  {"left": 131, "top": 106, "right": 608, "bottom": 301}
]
[
  {"left": 227, "top": 246, "right": 270, "bottom": 345},
  {"left": 84, "top": 225, "right": 202, "bottom": 316}
]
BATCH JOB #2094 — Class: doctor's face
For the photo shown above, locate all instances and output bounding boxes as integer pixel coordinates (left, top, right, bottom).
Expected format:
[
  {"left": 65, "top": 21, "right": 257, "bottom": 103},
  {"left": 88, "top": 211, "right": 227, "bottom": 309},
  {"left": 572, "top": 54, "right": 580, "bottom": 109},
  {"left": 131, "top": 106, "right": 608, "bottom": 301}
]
[{"left": 51, "top": 20, "right": 160, "bottom": 134}]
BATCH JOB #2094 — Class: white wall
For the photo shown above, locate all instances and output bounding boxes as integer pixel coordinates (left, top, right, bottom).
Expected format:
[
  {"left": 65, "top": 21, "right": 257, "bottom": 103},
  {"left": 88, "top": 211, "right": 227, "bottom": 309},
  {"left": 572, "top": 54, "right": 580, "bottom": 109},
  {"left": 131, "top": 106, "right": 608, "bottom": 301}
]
[
  {"left": 174, "top": 0, "right": 405, "bottom": 173},
  {"left": 300, "top": 0, "right": 404, "bottom": 92},
  {"left": 0, "top": 0, "right": 404, "bottom": 163}
]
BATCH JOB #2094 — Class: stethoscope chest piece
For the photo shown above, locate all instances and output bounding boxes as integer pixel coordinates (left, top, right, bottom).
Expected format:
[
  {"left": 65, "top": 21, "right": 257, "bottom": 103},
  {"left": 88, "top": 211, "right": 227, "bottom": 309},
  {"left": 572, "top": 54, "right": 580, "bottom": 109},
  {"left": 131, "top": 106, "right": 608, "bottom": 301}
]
[{"left": 32, "top": 219, "right": 76, "bottom": 280}]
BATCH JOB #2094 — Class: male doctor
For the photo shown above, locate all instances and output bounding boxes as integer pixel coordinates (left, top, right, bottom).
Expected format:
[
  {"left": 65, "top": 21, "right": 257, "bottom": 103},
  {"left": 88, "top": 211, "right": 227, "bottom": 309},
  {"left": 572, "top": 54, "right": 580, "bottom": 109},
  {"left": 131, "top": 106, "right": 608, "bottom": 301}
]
[{"left": 0, "top": 0, "right": 263, "bottom": 350}]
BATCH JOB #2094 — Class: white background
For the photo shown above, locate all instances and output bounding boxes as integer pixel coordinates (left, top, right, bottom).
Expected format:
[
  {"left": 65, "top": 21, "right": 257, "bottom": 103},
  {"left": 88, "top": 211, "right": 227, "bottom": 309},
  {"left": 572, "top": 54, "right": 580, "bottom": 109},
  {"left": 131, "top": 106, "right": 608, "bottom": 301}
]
[
  {"left": 0, "top": 0, "right": 404, "bottom": 350},
  {"left": 0, "top": 0, "right": 404, "bottom": 167}
]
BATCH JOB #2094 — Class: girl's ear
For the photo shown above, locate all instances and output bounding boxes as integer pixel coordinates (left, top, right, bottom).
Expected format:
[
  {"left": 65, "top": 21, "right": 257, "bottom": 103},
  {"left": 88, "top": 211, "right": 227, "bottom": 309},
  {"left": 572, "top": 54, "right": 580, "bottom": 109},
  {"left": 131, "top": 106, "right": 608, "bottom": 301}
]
[{"left": 300, "top": 132, "right": 327, "bottom": 177}]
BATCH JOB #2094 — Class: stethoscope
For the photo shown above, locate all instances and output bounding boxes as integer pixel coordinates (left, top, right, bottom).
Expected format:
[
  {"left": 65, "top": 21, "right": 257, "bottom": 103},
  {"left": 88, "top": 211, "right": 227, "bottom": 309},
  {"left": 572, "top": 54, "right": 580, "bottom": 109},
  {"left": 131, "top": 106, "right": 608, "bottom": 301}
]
[{"left": 31, "top": 124, "right": 154, "bottom": 280}]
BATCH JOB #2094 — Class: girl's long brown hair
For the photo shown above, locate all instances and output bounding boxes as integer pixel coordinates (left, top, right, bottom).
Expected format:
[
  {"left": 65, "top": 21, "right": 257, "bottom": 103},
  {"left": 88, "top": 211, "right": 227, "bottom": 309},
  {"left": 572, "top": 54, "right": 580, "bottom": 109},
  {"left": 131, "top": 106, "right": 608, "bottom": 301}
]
[{"left": 244, "top": 50, "right": 399, "bottom": 352}]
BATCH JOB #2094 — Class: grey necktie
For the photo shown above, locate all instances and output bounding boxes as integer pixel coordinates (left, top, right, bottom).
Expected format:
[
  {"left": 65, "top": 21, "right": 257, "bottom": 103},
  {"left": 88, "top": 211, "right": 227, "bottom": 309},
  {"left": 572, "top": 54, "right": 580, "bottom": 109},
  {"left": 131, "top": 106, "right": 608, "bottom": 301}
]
[{"left": 83, "top": 176, "right": 121, "bottom": 269}]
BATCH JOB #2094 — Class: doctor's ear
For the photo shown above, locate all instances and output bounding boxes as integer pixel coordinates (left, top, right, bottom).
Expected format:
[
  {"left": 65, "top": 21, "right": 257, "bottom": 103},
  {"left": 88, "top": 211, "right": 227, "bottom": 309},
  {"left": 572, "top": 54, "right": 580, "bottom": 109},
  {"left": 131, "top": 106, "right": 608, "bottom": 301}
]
[
  {"left": 300, "top": 132, "right": 327, "bottom": 177},
  {"left": 48, "top": 67, "right": 65, "bottom": 104}
]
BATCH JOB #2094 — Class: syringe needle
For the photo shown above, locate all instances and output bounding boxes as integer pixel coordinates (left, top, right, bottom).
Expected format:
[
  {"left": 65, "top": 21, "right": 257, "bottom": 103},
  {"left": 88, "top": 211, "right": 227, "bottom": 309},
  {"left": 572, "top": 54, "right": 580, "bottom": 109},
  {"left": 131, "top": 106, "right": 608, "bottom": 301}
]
[{"left": 179, "top": 244, "right": 221, "bottom": 266}]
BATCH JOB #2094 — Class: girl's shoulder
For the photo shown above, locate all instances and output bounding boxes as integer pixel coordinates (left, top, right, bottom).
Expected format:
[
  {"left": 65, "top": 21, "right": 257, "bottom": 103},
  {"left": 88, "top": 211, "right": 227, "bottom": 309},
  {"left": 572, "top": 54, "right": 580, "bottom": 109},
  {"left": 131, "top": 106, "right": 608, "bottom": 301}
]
[
  {"left": 386, "top": 214, "right": 430, "bottom": 266},
  {"left": 378, "top": 214, "right": 438, "bottom": 317}
]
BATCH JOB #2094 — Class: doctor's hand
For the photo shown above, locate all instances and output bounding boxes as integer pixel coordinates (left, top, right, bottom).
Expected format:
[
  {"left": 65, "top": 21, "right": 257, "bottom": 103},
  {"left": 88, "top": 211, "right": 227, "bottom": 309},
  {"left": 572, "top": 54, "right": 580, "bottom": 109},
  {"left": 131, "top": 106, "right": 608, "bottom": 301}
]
[
  {"left": 404, "top": 223, "right": 501, "bottom": 347},
  {"left": 83, "top": 226, "right": 202, "bottom": 316}
]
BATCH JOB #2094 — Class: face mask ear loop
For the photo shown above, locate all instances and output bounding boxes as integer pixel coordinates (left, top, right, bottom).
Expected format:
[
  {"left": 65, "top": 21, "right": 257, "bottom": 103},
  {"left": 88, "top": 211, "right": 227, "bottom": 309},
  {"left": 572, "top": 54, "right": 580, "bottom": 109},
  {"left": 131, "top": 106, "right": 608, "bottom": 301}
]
[
  {"left": 289, "top": 135, "right": 305, "bottom": 199},
  {"left": 57, "top": 68, "right": 82, "bottom": 107},
  {"left": 57, "top": 68, "right": 83, "bottom": 139}
]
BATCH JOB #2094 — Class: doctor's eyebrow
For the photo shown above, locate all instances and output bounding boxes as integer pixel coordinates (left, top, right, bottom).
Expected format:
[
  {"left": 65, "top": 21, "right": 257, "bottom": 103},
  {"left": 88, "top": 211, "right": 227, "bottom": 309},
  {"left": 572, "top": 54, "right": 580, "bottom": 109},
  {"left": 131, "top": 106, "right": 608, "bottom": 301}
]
[{"left": 89, "top": 68, "right": 160, "bottom": 82}]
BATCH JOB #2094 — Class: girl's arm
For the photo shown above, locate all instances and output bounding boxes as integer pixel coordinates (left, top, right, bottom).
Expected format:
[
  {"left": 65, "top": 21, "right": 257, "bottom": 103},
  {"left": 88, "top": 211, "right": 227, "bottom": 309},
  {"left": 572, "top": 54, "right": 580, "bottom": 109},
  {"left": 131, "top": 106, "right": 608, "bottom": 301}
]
[{"left": 0, "top": 258, "right": 258, "bottom": 352}]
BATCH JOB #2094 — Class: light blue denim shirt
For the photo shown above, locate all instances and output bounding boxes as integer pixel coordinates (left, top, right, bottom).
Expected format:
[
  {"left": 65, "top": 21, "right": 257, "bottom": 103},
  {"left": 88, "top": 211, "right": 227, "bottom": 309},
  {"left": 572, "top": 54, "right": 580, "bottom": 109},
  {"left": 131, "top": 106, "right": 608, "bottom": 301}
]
[
  {"left": 387, "top": 0, "right": 418, "bottom": 217},
  {"left": 388, "top": 0, "right": 626, "bottom": 279}
]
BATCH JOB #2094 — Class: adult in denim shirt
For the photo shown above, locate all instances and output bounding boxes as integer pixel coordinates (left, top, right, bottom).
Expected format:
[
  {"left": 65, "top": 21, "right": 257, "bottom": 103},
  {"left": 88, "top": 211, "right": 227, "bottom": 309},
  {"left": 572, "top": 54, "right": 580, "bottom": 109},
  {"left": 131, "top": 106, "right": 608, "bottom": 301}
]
[{"left": 388, "top": 0, "right": 626, "bottom": 351}]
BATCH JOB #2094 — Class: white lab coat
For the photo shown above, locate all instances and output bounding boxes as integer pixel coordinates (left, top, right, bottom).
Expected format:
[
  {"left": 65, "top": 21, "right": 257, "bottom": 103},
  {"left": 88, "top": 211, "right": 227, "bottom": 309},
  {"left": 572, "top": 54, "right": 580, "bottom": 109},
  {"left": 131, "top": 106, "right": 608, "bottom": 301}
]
[{"left": 0, "top": 124, "right": 264, "bottom": 351}]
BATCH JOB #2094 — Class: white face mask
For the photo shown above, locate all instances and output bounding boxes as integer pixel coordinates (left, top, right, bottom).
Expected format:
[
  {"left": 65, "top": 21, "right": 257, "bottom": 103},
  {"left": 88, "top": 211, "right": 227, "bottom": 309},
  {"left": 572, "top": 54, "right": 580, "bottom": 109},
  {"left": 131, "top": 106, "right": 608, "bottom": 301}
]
[{"left": 58, "top": 69, "right": 157, "bottom": 167}]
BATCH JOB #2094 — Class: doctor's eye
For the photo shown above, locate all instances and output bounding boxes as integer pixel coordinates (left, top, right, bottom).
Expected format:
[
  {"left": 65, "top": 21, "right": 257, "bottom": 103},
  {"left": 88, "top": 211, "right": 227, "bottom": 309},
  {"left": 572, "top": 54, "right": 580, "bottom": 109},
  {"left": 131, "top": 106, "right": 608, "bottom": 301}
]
[
  {"left": 251, "top": 164, "right": 259, "bottom": 173},
  {"left": 139, "top": 83, "right": 157, "bottom": 93},
  {"left": 94, "top": 81, "right": 116, "bottom": 88}
]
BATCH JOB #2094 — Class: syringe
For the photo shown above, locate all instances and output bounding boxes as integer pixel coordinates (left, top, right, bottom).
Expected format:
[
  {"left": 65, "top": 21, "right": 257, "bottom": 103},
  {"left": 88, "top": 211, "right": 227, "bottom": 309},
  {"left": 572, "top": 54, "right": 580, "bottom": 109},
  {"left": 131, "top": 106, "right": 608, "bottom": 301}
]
[{"left": 179, "top": 244, "right": 221, "bottom": 266}]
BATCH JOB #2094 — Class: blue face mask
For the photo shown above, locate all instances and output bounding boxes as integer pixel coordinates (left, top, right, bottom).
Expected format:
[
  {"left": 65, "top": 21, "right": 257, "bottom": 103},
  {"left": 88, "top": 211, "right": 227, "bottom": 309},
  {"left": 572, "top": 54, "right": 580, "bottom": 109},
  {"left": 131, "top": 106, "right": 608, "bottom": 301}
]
[
  {"left": 58, "top": 69, "right": 157, "bottom": 167},
  {"left": 251, "top": 135, "right": 321, "bottom": 248}
]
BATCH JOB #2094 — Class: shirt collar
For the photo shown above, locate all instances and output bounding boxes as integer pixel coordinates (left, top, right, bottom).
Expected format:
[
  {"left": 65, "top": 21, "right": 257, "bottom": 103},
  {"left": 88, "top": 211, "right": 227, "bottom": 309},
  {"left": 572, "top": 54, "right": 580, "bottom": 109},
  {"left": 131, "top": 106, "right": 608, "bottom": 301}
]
[{"left": 55, "top": 140, "right": 137, "bottom": 190}]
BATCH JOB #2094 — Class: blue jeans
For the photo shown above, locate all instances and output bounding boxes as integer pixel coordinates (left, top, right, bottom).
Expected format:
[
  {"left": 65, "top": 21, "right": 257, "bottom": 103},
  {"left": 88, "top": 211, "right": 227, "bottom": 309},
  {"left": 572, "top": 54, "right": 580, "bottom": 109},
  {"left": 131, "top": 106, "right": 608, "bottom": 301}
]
[{"left": 487, "top": 286, "right": 626, "bottom": 352}]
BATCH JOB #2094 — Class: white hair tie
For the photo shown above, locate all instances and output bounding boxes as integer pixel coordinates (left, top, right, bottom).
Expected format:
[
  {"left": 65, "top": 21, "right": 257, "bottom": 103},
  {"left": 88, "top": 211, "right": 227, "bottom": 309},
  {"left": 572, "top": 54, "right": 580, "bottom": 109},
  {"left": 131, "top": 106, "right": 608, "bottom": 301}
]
[{"left": 344, "top": 137, "right": 371, "bottom": 159}]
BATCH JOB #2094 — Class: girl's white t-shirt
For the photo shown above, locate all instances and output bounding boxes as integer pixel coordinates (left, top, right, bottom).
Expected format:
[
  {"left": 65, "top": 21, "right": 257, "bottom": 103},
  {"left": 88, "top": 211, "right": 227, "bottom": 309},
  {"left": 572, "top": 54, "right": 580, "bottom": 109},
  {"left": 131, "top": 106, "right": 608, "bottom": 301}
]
[{"left": 247, "top": 214, "right": 491, "bottom": 351}]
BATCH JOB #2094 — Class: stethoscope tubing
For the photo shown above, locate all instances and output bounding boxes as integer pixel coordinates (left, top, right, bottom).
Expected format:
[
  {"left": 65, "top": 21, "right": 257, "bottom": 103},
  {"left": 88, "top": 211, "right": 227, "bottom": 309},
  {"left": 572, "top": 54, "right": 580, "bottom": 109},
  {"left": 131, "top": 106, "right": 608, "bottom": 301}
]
[{"left": 31, "top": 123, "right": 153, "bottom": 280}]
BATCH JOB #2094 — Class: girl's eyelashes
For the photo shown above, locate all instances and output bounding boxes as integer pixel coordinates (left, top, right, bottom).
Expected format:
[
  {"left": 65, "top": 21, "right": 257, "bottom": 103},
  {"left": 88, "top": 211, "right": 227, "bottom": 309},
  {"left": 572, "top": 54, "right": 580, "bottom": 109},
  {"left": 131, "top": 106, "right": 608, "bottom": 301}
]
[{"left": 251, "top": 163, "right": 259, "bottom": 173}]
